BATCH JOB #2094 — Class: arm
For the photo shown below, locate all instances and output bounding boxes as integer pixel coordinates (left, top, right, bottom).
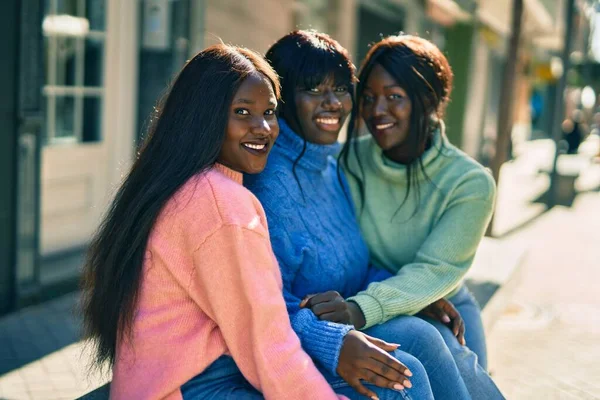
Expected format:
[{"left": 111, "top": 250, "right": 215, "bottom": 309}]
[
  {"left": 258, "top": 189, "right": 354, "bottom": 376},
  {"left": 348, "top": 170, "right": 496, "bottom": 329},
  {"left": 191, "top": 224, "right": 344, "bottom": 400},
  {"left": 278, "top": 252, "right": 354, "bottom": 376}
]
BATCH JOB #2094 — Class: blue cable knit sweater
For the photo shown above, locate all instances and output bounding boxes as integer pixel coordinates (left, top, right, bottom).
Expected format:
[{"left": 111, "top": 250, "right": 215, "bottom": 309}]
[{"left": 244, "top": 119, "right": 389, "bottom": 376}]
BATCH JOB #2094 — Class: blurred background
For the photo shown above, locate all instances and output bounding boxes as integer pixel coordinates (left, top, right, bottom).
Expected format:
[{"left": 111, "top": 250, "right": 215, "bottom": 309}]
[{"left": 1, "top": 0, "right": 599, "bottom": 399}]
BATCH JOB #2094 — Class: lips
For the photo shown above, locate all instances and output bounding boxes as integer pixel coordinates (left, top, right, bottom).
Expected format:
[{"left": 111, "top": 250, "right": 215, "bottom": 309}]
[
  {"left": 314, "top": 113, "right": 342, "bottom": 132},
  {"left": 241, "top": 139, "right": 270, "bottom": 155},
  {"left": 370, "top": 119, "right": 397, "bottom": 135}
]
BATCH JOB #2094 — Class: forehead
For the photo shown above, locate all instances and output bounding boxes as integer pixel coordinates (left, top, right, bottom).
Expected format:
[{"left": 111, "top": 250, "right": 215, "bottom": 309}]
[
  {"left": 366, "top": 64, "right": 398, "bottom": 87},
  {"left": 235, "top": 73, "right": 276, "bottom": 98}
]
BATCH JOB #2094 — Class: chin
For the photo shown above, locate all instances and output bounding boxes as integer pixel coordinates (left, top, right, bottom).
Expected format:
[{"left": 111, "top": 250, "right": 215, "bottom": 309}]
[{"left": 242, "top": 163, "right": 267, "bottom": 175}]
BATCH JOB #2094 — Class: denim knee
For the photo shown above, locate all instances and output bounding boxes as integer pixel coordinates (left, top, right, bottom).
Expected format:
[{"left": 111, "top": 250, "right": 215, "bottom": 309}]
[
  {"left": 404, "top": 319, "right": 455, "bottom": 367},
  {"left": 390, "top": 350, "right": 432, "bottom": 399}
]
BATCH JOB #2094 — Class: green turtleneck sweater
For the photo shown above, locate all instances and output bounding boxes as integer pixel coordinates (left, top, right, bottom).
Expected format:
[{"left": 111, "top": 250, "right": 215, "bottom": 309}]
[{"left": 342, "top": 128, "right": 496, "bottom": 330}]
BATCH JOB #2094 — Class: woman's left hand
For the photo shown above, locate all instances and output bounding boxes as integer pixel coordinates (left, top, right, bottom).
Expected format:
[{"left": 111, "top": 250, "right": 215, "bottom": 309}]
[
  {"left": 300, "top": 291, "right": 366, "bottom": 328},
  {"left": 419, "top": 298, "right": 466, "bottom": 345}
]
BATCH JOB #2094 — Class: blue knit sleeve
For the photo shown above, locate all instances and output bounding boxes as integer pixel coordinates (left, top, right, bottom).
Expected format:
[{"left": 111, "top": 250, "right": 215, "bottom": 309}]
[{"left": 251, "top": 178, "right": 353, "bottom": 376}]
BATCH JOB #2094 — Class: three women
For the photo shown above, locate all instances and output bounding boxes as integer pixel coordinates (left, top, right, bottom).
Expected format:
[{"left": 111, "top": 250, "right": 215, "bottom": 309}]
[{"left": 82, "top": 30, "right": 504, "bottom": 399}]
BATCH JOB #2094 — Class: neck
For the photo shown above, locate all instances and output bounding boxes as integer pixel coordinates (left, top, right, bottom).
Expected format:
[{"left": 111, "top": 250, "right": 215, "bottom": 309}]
[
  {"left": 383, "top": 135, "right": 432, "bottom": 165},
  {"left": 275, "top": 118, "right": 340, "bottom": 171}
]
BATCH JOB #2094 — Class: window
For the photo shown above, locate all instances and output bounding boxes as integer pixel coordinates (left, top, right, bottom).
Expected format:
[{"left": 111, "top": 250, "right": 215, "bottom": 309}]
[{"left": 43, "top": 0, "right": 106, "bottom": 145}]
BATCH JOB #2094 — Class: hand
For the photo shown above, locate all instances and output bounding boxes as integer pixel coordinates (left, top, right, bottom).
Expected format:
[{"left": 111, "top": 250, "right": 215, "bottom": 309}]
[
  {"left": 337, "top": 331, "right": 412, "bottom": 399},
  {"left": 300, "top": 291, "right": 366, "bottom": 328},
  {"left": 419, "top": 298, "right": 466, "bottom": 345}
]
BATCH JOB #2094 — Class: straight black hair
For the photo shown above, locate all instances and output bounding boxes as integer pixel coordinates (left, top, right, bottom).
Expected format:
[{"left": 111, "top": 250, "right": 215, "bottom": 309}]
[{"left": 81, "top": 44, "right": 280, "bottom": 371}]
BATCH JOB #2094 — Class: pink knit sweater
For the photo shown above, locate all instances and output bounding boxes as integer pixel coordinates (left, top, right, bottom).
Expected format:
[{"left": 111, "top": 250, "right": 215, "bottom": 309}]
[{"left": 110, "top": 164, "right": 345, "bottom": 399}]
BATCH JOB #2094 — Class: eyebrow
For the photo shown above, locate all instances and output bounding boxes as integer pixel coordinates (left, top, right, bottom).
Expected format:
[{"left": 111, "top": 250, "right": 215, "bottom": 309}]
[
  {"left": 232, "top": 98, "right": 277, "bottom": 106},
  {"left": 365, "top": 84, "right": 403, "bottom": 90}
]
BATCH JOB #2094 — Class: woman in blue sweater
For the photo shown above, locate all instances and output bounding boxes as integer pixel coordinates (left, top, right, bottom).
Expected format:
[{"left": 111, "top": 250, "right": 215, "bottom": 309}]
[{"left": 245, "top": 30, "right": 502, "bottom": 400}]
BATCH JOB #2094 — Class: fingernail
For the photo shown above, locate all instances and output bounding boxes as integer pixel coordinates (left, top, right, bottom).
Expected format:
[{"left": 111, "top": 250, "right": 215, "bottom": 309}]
[
  {"left": 393, "top": 383, "right": 404, "bottom": 391},
  {"left": 404, "top": 369, "right": 413, "bottom": 377},
  {"left": 371, "top": 396, "right": 379, "bottom": 400},
  {"left": 442, "top": 315, "right": 451, "bottom": 323},
  {"left": 404, "top": 380, "right": 412, "bottom": 388}
]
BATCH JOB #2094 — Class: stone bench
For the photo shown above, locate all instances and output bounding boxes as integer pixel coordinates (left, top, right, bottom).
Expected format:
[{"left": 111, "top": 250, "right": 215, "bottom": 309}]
[{"left": 78, "top": 238, "right": 526, "bottom": 399}]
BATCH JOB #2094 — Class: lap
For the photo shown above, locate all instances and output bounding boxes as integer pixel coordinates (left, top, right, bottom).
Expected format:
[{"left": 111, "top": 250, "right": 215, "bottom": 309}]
[
  {"left": 181, "top": 356, "right": 263, "bottom": 400},
  {"left": 327, "top": 350, "right": 433, "bottom": 400}
]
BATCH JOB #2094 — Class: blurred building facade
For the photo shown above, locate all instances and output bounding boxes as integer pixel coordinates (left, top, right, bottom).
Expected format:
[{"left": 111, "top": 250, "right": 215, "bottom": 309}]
[{"left": 0, "top": 0, "right": 570, "bottom": 315}]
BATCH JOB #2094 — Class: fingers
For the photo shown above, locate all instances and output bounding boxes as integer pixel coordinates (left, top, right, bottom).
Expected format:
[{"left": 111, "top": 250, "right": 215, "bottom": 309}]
[
  {"left": 318, "top": 312, "right": 344, "bottom": 323},
  {"left": 367, "top": 346, "right": 412, "bottom": 379},
  {"left": 364, "top": 335, "right": 400, "bottom": 352},
  {"left": 365, "top": 358, "right": 412, "bottom": 388},
  {"left": 301, "top": 291, "right": 340, "bottom": 308},
  {"left": 347, "top": 378, "right": 379, "bottom": 400},
  {"left": 438, "top": 311, "right": 451, "bottom": 324},
  {"left": 431, "top": 302, "right": 451, "bottom": 324},
  {"left": 312, "top": 301, "right": 338, "bottom": 316},
  {"left": 299, "top": 294, "right": 316, "bottom": 308},
  {"left": 455, "top": 318, "right": 466, "bottom": 345},
  {"left": 363, "top": 369, "right": 410, "bottom": 393}
]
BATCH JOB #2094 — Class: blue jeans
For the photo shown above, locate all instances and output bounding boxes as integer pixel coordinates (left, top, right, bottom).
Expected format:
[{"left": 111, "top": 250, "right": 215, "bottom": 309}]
[
  {"left": 181, "top": 352, "right": 433, "bottom": 399},
  {"left": 417, "top": 286, "right": 504, "bottom": 400},
  {"left": 364, "top": 315, "right": 471, "bottom": 400},
  {"left": 448, "top": 285, "right": 488, "bottom": 370}
]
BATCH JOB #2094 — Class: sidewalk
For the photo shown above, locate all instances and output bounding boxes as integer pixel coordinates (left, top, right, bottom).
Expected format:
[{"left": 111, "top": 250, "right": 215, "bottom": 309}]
[
  {"left": 487, "top": 191, "right": 600, "bottom": 399},
  {"left": 0, "top": 293, "right": 108, "bottom": 399},
  {"left": 0, "top": 139, "right": 599, "bottom": 399}
]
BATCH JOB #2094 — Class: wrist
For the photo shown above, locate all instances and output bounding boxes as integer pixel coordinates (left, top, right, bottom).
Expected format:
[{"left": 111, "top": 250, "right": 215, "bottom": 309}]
[{"left": 347, "top": 301, "right": 366, "bottom": 329}]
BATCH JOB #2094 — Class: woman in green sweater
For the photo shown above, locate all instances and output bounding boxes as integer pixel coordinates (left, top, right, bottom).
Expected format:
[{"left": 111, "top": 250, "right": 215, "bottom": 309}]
[{"left": 338, "top": 35, "right": 495, "bottom": 371}]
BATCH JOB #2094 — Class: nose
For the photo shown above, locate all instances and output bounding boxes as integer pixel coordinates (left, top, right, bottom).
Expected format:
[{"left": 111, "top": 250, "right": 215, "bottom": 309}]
[
  {"left": 322, "top": 90, "right": 342, "bottom": 111},
  {"left": 250, "top": 116, "right": 271, "bottom": 135},
  {"left": 373, "top": 96, "right": 387, "bottom": 117}
]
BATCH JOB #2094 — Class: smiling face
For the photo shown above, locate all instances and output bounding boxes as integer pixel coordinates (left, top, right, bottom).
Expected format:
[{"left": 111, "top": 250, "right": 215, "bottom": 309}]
[
  {"left": 218, "top": 73, "right": 279, "bottom": 174},
  {"left": 288, "top": 76, "right": 352, "bottom": 145},
  {"left": 361, "top": 63, "right": 413, "bottom": 153}
]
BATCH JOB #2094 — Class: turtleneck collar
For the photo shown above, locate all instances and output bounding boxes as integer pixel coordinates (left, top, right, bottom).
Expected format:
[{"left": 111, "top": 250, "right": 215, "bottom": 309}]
[
  {"left": 213, "top": 163, "right": 243, "bottom": 184},
  {"left": 274, "top": 118, "right": 340, "bottom": 171},
  {"left": 369, "top": 121, "right": 451, "bottom": 183}
]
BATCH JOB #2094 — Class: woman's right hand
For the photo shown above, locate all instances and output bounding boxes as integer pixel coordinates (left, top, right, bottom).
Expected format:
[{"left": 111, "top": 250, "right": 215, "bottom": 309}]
[{"left": 336, "top": 330, "right": 412, "bottom": 399}]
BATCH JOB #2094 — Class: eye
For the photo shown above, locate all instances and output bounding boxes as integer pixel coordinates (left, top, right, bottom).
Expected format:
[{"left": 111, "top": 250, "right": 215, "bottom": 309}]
[
  {"left": 234, "top": 108, "right": 250, "bottom": 115},
  {"left": 335, "top": 86, "right": 348, "bottom": 93},
  {"left": 307, "top": 87, "right": 321, "bottom": 93},
  {"left": 264, "top": 109, "right": 276, "bottom": 116},
  {"left": 363, "top": 94, "right": 374, "bottom": 103},
  {"left": 389, "top": 94, "right": 404, "bottom": 101}
]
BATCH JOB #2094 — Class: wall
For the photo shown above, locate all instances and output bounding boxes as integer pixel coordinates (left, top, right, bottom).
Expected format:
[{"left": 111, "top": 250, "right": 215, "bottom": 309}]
[{"left": 203, "top": 0, "right": 294, "bottom": 54}]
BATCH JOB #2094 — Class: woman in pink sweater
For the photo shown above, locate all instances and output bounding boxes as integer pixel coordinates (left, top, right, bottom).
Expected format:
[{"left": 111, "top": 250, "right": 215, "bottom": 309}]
[{"left": 81, "top": 44, "right": 428, "bottom": 399}]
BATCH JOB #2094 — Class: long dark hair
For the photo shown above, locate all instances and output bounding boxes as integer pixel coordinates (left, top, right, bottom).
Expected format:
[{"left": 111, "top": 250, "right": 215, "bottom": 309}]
[
  {"left": 265, "top": 30, "right": 355, "bottom": 189},
  {"left": 340, "top": 35, "right": 453, "bottom": 216},
  {"left": 81, "top": 44, "right": 280, "bottom": 371}
]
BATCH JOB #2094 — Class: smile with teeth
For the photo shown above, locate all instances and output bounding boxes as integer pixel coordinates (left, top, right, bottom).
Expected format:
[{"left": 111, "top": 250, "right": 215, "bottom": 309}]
[
  {"left": 375, "top": 122, "right": 395, "bottom": 130},
  {"left": 315, "top": 117, "right": 340, "bottom": 125},
  {"left": 242, "top": 143, "right": 266, "bottom": 150}
]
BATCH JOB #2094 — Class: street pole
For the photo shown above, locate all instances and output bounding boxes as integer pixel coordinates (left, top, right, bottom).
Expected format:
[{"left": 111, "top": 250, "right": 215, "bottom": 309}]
[
  {"left": 548, "top": 0, "right": 576, "bottom": 207},
  {"left": 486, "top": 0, "right": 524, "bottom": 237}
]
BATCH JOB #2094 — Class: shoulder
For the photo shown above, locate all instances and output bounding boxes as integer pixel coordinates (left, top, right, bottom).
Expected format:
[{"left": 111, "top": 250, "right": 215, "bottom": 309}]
[
  {"left": 204, "top": 168, "right": 267, "bottom": 232},
  {"left": 442, "top": 144, "right": 496, "bottom": 201},
  {"left": 340, "top": 134, "right": 374, "bottom": 176},
  {"left": 161, "top": 167, "right": 268, "bottom": 241}
]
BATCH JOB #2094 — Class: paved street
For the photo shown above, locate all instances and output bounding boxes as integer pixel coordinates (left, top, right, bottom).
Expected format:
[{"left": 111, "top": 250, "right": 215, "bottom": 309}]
[{"left": 0, "top": 138, "right": 599, "bottom": 399}]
